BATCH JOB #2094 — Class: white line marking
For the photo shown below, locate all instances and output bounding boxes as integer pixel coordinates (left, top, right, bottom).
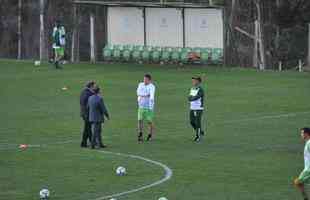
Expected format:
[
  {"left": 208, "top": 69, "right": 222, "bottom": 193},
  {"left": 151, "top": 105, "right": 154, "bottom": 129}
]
[
  {"left": 0, "top": 140, "right": 173, "bottom": 200},
  {"left": 217, "top": 111, "right": 310, "bottom": 125},
  {"left": 91, "top": 151, "right": 173, "bottom": 200}
]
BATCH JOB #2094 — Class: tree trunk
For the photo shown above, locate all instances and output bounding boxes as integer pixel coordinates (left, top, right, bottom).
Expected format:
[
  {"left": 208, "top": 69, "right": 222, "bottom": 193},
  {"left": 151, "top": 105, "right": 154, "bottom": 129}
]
[
  {"left": 17, "top": 0, "right": 22, "bottom": 60},
  {"left": 253, "top": 20, "right": 258, "bottom": 68}
]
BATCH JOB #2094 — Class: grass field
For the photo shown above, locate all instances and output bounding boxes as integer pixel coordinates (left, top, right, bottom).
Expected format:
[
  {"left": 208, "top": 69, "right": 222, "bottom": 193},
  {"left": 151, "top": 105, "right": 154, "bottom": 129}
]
[{"left": 0, "top": 59, "right": 310, "bottom": 200}]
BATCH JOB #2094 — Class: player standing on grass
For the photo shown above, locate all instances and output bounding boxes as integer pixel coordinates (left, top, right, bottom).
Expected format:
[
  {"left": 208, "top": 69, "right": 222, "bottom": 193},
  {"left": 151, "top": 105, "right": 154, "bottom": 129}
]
[
  {"left": 136, "top": 74, "right": 156, "bottom": 142},
  {"left": 188, "top": 76, "right": 205, "bottom": 142},
  {"left": 294, "top": 127, "right": 310, "bottom": 200},
  {"left": 52, "top": 20, "right": 66, "bottom": 69}
]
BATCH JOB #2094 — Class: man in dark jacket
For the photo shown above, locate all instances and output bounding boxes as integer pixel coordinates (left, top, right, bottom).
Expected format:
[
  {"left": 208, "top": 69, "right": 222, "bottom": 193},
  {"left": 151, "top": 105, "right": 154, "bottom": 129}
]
[
  {"left": 88, "top": 86, "right": 110, "bottom": 149},
  {"left": 79, "top": 81, "right": 96, "bottom": 148}
]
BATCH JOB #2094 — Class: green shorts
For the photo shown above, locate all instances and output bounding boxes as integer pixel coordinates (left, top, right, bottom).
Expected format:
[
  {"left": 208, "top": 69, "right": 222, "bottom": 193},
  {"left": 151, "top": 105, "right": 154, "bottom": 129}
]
[
  {"left": 55, "top": 47, "right": 65, "bottom": 57},
  {"left": 138, "top": 108, "right": 154, "bottom": 122},
  {"left": 298, "top": 169, "right": 310, "bottom": 184}
]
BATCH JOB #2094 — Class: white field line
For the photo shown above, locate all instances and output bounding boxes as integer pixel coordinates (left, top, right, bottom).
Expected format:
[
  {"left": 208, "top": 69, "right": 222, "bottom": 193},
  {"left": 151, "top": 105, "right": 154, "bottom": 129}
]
[
  {"left": 91, "top": 151, "right": 173, "bottom": 200},
  {"left": 0, "top": 140, "right": 173, "bottom": 200},
  {"left": 217, "top": 111, "right": 310, "bottom": 125}
]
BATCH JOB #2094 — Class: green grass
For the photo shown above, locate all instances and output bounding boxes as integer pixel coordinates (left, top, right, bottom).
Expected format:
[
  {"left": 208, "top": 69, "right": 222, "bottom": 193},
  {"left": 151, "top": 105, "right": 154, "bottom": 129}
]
[{"left": 0, "top": 59, "right": 309, "bottom": 200}]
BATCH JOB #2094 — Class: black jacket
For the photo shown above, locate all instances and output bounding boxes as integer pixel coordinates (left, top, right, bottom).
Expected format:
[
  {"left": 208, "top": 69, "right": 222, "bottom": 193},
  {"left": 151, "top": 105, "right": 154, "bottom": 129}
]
[{"left": 80, "top": 88, "right": 94, "bottom": 119}]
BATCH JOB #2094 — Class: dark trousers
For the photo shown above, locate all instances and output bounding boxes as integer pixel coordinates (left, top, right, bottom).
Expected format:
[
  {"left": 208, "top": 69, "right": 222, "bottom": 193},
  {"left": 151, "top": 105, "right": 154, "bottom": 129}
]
[
  {"left": 81, "top": 118, "right": 92, "bottom": 146},
  {"left": 190, "top": 110, "right": 203, "bottom": 134},
  {"left": 91, "top": 122, "right": 103, "bottom": 147}
]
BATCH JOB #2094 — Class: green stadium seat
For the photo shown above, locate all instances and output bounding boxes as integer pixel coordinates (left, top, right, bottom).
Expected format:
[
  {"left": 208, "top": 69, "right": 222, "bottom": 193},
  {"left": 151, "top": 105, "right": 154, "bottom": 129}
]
[
  {"left": 180, "top": 52, "right": 188, "bottom": 63},
  {"left": 193, "top": 47, "right": 202, "bottom": 53},
  {"left": 161, "top": 50, "right": 171, "bottom": 62},
  {"left": 122, "top": 49, "right": 131, "bottom": 61},
  {"left": 171, "top": 51, "right": 180, "bottom": 63},
  {"left": 103, "top": 49, "right": 112, "bottom": 61},
  {"left": 132, "top": 50, "right": 141, "bottom": 61},
  {"left": 151, "top": 51, "right": 161, "bottom": 63},
  {"left": 211, "top": 48, "right": 223, "bottom": 64},
  {"left": 201, "top": 51, "right": 210, "bottom": 64},
  {"left": 142, "top": 50, "right": 150, "bottom": 62},
  {"left": 182, "top": 47, "right": 192, "bottom": 53},
  {"left": 112, "top": 49, "right": 121, "bottom": 61}
]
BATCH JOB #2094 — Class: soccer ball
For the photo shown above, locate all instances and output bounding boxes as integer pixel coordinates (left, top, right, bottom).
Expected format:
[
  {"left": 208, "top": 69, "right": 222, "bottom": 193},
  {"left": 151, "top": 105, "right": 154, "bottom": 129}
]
[
  {"left": 158, "top": 197, "right": 168, "bottom": 200},
  {"left": 34, "top": 60, "right": 41, "bottom": 66},
  {"left": 116, "top": 166, "right": 126, "bottom": 176},
  {"left": 39, "top": 188, "right": 50, "bottom": 199}
]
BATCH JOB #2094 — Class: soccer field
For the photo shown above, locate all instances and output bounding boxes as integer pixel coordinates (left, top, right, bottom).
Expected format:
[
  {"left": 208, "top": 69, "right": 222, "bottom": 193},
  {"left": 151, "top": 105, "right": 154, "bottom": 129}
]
[{"left": 0, "top": 59, "right": 309, "bottom": 200}]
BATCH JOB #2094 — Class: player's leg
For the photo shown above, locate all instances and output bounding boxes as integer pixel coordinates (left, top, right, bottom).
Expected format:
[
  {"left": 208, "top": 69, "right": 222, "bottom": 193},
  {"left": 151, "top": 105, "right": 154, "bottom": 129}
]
[
  {"left": 138, "top": 108, "right": 144, "bottom": 142},
  {"left": 294, "top": 170, "right": 310, "bottom": 200},
  {"left": 190, "top": 110, "right": 196, "bottom": 130},
  {"left": 80, "top": 118, "right": 89, "bottom": 147},
  {"left": 90, "top": 122, "right": 96, "bottom": 149},
  {"left": 146, "top": 110, "right": 154, "bottom": 141},
  {"left": 86, "top": 120, "right": 92, "bottom": 145},
  {"left": 54, "top": 48, "right": 60, "bottom": 69},
  {"left": 196, "top": 110, "right": 204, "bottom": 136},
  {"left": 98, "top": 123, "right": 106, "bottom": 148}
]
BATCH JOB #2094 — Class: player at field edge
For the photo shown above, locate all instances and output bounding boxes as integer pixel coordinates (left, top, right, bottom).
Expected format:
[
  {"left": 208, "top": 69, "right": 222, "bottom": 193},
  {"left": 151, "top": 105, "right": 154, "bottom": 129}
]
[
  {"left": 294, "top": 127, "right": 310, "bottom": 200},
  {"left": 188, "top": 76, "right": 205, "bottom": 142},
  {"left": 136, "top": 74, "right": 156, "bottom": 142},
  {"left": 52, "top": 20, "right": 66, "bottom": 69}
]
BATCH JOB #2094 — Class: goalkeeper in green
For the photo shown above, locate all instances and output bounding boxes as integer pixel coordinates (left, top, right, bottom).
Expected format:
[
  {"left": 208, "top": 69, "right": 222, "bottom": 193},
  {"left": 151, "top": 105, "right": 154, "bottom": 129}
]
[{"left": 188, "top": 76, "right": 205, "bottom": 142}]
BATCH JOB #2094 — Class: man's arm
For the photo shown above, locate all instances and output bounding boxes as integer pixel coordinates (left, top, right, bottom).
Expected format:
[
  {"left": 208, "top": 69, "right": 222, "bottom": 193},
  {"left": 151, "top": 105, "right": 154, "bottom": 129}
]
[
  {"left": 149, "top": 85, "right": 155, "bottom": 110},
  {"left": 188, "top": 87, "right": 204, "bottom": 102},
  {"left": 99, "top": 98, "right": 110, "bottom": 119}
]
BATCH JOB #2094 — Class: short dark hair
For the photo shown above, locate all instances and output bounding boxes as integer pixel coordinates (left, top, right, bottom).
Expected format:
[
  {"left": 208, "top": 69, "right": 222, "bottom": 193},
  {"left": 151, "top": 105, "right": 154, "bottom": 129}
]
[
  {"left": 302, "top": 127, "right": 310, "bottom": 135},
  {"left": 93, "top": 86, "right": 100, "bottom": 94},
  {"left": 86, "top": 81, "right": 95, "bottom": 88},
  {"left": 144, "top": 74, "right": 152, "bottom": 80}
]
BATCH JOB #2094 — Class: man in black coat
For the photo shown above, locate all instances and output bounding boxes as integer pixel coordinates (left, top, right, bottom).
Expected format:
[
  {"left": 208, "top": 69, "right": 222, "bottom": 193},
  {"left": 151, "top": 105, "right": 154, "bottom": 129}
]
[
  {"left": 88, "top": 86, "right": 110, "bottom": 149},
  {"left": 80, "top": 81, "right": 96, "bottom": 147}
]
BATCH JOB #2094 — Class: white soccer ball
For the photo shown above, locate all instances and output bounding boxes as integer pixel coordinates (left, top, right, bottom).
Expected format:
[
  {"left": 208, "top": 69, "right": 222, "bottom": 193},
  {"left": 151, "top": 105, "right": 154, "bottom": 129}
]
[
  {"left": 34, "top": 60, "right": 41, "bottom": 66},
  {"left": 158, "top": 197, "right": 168, "bottom": 200},
  {"left": 39, "top": 188, "right": 50, "bottom": 199},
  {"left": 116, "top": 166, "right": 126, "bottom": 176}
]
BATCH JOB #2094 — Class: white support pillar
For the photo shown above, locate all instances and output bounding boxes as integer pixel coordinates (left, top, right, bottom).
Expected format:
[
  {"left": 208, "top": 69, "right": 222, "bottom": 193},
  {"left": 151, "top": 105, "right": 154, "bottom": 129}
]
[
  {"left": 90, "top": 13, "right": 95, "bottom": 63},
  {"left": 39, "top": 0, "right": 45, "bottom": 61},
  {"left": 278, "top": 61, "right": 282, "bottom": 71},
  {"left": 298, "top": 59, "right": 302, "bottom": 72}
]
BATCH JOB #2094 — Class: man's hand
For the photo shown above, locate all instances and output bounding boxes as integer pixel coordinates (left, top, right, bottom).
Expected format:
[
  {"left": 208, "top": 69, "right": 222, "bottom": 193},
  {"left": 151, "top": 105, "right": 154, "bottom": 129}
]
[{"left": 294, "top": 178, "right": 302, "bottom": 187}]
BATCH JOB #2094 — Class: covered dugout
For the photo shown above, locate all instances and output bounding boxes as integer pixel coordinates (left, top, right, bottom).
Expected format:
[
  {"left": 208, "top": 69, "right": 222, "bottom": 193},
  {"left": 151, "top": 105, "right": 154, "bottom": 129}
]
[{"left": 74, "top": 1, "right": 224, "bottom": 64}]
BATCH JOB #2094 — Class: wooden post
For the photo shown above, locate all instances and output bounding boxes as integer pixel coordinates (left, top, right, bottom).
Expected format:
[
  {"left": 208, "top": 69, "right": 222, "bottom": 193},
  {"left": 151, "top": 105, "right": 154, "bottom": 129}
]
[
  {"left": 278, "top": 61, "right": 282, "bottom": 71},
  {"left": 90, "top": 13, "right": 96, "bottom": 63},
  {"left": 209, "top": 0, "right": 214, "bottom": 6},
  {"left": 17, "top": 0, "right": 22, "bottom": 60},
  {"left": 253, "top": 20, "right": 258, "bottom": 68},
  {"left": 39, "top": 0, "right": 45, "bottom": 61}
]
